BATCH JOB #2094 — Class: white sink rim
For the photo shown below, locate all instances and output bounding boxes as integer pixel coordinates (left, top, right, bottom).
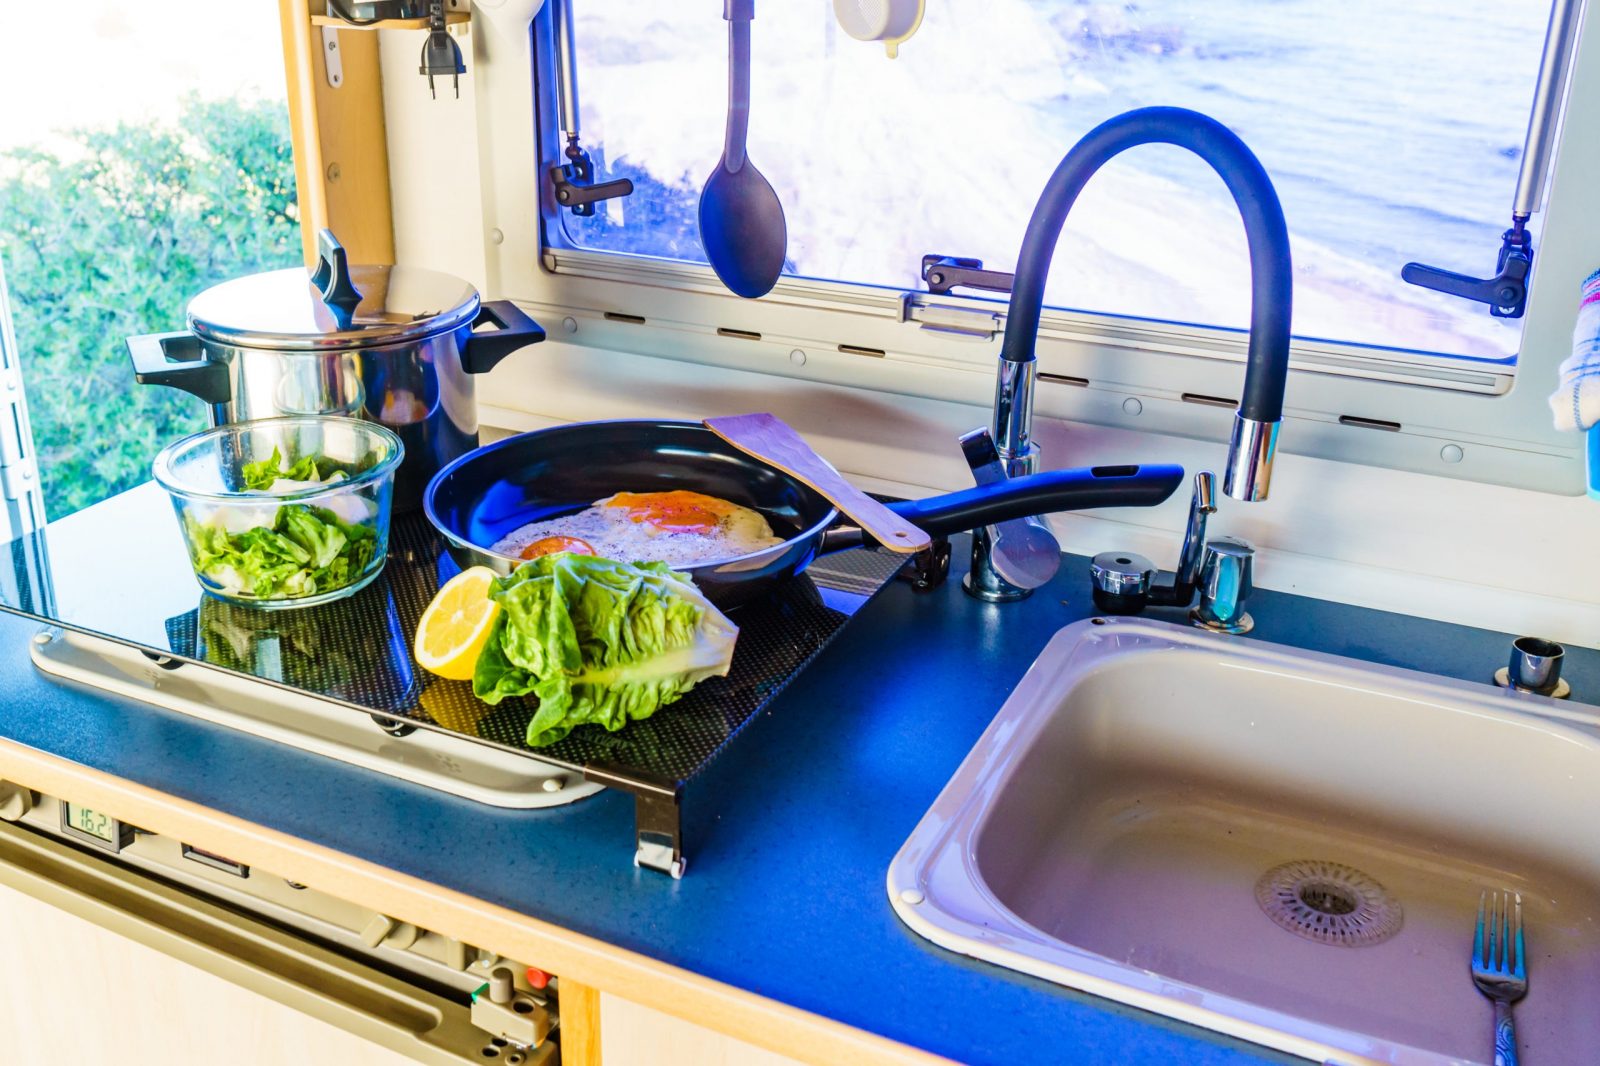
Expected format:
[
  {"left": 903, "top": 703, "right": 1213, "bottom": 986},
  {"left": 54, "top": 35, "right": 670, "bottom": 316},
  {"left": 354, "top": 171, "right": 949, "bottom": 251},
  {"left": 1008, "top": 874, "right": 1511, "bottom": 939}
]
[{"left": 887, "top": 616, "right": 1600, "bottom": 1066}]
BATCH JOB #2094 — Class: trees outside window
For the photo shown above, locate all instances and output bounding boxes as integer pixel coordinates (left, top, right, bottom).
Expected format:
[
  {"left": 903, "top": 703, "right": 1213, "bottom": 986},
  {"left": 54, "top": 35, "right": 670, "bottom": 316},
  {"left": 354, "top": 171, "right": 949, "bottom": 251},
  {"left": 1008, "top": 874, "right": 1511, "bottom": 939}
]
[{"left": 0, "top": 97, "right": 301, "bottom": 516}]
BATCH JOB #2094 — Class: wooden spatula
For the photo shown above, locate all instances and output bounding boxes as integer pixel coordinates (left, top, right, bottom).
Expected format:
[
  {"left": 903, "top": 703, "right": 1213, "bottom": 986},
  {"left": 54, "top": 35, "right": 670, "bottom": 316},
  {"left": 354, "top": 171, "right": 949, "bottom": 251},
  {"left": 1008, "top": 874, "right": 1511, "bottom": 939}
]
[{"left": 704, "top": 413, "right": 933, "bottom": 554}]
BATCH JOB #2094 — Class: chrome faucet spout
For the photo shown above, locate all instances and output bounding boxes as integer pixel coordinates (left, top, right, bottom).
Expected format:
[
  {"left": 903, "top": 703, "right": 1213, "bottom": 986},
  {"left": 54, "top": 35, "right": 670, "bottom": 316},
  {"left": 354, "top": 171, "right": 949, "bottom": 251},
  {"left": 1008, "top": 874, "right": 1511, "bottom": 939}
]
[{"left": 994, "top": 105, "right": 1293, "bottom": 502}]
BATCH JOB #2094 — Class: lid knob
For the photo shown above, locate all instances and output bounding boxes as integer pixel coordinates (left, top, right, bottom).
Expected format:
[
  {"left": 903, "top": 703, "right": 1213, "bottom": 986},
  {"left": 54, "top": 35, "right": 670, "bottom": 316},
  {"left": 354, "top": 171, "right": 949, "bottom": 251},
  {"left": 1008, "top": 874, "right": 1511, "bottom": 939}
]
[{"left": 310, "top": 228, "right": 364, "bottom": 330}]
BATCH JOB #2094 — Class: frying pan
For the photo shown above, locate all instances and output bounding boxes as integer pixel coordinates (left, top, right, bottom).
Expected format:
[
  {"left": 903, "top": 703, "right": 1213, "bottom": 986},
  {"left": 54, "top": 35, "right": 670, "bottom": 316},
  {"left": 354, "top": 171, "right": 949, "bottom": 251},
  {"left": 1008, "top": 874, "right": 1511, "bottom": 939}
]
[{"left": 424, "top": 420, "right": 1183, "bottom": 609}]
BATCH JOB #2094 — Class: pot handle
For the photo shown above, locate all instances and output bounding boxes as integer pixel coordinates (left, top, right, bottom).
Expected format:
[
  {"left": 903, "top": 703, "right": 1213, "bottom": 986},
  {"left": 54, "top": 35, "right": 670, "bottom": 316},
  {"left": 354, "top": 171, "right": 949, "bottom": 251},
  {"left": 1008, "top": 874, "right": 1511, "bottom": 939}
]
[
  {"left": 883, "top": 463, "right": 1185, "bottom": 540},
  {"left": 126, "top": 330, "right": 232, "bottom": 406},
  {"left": 310, "top": 228, "right": 363, "bottom": 329},
  {"left": 461, "top": 300, "right": 548, "bottom": 375}
]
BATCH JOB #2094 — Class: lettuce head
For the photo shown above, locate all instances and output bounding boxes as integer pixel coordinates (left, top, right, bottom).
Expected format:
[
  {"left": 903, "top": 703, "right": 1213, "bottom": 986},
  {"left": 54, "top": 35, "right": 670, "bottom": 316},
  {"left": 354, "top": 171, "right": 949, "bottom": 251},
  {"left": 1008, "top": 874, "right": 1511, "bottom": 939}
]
[{"left": 471, "top": 554, "right": 738, "bottom": 746}]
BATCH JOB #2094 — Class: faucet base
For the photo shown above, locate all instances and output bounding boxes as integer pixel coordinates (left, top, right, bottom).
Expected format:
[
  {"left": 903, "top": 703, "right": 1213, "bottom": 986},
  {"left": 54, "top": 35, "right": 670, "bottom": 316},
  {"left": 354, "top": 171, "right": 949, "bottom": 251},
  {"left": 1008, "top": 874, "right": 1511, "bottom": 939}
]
[
  {"left": 963, "top": 569, "right": 1034, "bottom": 602},
  {"left": 963, "top": 527, "right": 1035, "bottom": 601},
  {"left": 1189, "top": 605, "right": 1254, "bottom": 635}
]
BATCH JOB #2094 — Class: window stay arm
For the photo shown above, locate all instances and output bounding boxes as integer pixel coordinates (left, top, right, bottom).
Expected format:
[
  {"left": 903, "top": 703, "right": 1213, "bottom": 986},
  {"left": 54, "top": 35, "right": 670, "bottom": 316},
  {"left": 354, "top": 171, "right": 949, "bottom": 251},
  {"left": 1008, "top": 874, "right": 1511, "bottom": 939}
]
[
  {"left": 548, "top": 0, "right": 633, "bottom": 216},
  {"left": 1400, "top": 0, "right": 1582, "bottom": 319}
]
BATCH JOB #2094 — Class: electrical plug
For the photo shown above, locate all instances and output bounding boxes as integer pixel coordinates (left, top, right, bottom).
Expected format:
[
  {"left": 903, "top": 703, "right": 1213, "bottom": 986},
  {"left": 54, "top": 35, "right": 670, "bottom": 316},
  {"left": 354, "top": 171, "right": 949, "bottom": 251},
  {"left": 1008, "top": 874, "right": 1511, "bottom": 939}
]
[{"left": 418, "top": 2, "right": 465, "bottom": 98}]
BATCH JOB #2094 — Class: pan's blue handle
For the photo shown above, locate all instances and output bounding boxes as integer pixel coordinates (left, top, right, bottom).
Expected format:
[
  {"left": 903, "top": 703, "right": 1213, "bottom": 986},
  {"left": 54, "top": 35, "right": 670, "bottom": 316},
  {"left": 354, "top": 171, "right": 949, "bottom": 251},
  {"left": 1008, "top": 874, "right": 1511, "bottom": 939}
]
[{"left": 885, "top": 463, "right": 1185, "bottom": 539}]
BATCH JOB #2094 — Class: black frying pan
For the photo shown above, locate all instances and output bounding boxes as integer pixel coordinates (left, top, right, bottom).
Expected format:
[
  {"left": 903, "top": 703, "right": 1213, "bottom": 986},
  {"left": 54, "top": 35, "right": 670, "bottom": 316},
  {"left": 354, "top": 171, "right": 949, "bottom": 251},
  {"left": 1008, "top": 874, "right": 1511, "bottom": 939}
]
[{"left": 423, "top": 420, "right": 1183, "bottom": 609}]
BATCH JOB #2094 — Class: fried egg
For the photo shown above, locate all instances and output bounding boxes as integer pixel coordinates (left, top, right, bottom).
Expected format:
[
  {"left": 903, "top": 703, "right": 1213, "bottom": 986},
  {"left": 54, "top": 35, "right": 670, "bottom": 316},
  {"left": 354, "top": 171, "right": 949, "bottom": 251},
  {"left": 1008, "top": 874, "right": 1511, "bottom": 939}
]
[{"left": 490, "top": 490, "right": 786, "bottom": 568}]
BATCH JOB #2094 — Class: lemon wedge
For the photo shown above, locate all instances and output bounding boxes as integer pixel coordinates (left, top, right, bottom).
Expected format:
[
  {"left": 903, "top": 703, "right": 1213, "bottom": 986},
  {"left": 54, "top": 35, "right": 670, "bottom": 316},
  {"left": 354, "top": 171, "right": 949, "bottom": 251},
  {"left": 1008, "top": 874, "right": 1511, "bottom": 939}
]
[{"left": 413, "top": 566, "right": 501, "bottom": 681}]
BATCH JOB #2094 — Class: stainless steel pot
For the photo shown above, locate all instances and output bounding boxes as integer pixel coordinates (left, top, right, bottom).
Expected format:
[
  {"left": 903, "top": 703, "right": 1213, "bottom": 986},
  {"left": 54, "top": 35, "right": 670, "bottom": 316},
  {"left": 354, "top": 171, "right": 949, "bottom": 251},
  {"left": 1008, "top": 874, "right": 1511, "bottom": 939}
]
[{"left": 127, "top": 229, "right": 545, "bottom": 510}]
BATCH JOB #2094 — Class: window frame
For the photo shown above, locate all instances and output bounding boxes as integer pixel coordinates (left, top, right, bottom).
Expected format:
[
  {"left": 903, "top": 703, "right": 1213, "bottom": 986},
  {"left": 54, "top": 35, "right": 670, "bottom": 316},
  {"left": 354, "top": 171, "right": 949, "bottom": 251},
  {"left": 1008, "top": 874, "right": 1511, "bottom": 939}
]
[
  {"left": 0, "top": 258, "right": 43, "bottom": 540},
  {"left": 502, "top": 1, "right": 1600, "bottom": 496}
]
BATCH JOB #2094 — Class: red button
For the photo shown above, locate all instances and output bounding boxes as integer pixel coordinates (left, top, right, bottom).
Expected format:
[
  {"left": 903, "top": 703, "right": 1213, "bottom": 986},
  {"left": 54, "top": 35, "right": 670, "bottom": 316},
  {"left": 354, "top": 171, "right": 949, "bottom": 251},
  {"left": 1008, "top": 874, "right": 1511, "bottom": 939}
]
[{"left": 525, "top": 967, "right": 550, "bottom": 990}]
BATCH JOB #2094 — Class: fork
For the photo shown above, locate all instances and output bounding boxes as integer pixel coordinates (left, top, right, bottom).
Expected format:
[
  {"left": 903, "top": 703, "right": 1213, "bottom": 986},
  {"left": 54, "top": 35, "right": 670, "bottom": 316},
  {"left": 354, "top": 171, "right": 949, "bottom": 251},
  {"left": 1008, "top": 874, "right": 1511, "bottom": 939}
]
[{"left": 1472, "top": 890, "right": 1527, "bottom": 1066}]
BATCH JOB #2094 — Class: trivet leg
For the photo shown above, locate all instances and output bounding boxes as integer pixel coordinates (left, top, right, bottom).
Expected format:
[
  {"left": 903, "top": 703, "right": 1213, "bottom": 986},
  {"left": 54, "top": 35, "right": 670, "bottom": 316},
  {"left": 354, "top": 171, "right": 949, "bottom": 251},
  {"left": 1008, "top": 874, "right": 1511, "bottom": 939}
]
[{"left": 631, "top": 787, "right": 686, "bottom": 879}]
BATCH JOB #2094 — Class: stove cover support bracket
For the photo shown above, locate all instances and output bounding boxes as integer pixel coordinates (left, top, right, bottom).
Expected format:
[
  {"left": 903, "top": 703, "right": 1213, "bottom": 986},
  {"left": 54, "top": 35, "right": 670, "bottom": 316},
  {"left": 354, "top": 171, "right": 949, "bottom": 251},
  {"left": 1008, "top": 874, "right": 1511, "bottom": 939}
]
[{"left": 583, "top": 767, "right": 685, "bottom": 878}]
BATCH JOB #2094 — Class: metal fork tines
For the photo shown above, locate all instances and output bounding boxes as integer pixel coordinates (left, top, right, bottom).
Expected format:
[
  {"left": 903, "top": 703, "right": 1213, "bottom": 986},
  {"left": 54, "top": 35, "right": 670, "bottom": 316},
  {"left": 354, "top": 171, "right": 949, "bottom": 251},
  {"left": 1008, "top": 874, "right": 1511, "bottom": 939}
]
[{"left": 1471, "top": 890, "right": 1528, "bottom": 1066}]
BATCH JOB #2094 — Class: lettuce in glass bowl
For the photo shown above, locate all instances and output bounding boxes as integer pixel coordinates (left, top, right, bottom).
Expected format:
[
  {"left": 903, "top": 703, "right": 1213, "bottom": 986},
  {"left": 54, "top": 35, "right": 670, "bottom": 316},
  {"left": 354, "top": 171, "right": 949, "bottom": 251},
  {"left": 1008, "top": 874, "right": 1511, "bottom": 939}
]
[{"left": 154, "top": 417, "right": 404, "bottom": 609}]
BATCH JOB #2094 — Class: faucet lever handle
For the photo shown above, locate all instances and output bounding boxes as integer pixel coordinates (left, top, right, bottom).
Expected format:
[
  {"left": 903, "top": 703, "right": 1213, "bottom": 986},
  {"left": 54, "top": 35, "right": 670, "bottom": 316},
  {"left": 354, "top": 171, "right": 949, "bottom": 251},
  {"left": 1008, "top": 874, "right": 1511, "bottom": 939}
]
[
  {"left": 959, "top": 426, "right": 1003, "bottom": 471},
  {"left": 958, "top": 428, "right": 1061, "bottom": 592}
]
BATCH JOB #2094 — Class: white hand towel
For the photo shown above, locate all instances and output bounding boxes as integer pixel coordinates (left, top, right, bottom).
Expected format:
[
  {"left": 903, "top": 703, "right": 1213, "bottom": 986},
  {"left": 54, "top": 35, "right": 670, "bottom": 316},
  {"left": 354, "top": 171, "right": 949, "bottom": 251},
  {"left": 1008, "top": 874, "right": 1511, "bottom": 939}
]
[{"left": 1548, "top": 268, "right": 1600, "bottom": 432}]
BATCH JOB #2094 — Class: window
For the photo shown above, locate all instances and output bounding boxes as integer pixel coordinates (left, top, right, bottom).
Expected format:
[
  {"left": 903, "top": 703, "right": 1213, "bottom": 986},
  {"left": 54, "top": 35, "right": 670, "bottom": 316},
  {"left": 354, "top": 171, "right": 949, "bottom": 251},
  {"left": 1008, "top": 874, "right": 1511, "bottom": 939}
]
[
  {"left": 553, "top": 1, "right": 1552, "bottom": 363},
  {"left": 510, "top": 0, "right": 1599, "bottom": 493},
  {"left": 0, "top": 3, "right": 300, "bottom": 519}
]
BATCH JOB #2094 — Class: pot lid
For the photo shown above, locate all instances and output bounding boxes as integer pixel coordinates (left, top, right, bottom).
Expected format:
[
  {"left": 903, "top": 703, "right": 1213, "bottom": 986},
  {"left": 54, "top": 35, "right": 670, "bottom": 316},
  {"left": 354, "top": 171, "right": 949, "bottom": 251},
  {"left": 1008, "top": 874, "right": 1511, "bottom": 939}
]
[{"left": 187, "top": 263, "right": 481, "bottom": 351}]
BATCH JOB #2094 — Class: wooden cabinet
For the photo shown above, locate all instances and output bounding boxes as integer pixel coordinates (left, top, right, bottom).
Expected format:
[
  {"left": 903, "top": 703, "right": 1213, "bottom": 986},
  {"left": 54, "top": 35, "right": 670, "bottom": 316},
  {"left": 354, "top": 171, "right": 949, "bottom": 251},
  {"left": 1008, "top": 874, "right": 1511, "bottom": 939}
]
[
  {"left": 0, "top": 878, "right": 811, "bottom": 1066},
  {"left": 600, "top": 994, "right": 808, "bottom": 1066},
  {"left": 0, "top": 881, "right": 414, "bottom": 1066}
]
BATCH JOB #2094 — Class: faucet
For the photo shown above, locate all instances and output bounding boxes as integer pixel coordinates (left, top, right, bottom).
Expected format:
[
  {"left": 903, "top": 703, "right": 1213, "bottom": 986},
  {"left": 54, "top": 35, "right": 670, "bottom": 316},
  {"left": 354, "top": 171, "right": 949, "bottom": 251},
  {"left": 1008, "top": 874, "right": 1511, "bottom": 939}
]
[{"left": 968, "top": 105, "right": 1293, "bottom": 602}]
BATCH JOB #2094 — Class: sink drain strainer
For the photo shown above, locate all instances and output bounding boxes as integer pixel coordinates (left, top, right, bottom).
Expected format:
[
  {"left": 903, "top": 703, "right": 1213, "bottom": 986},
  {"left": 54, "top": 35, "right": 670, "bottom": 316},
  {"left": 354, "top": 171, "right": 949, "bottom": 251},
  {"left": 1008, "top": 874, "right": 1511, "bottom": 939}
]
[{"left": 1255, "top": 860, "right": 1403, "bottom": 947}]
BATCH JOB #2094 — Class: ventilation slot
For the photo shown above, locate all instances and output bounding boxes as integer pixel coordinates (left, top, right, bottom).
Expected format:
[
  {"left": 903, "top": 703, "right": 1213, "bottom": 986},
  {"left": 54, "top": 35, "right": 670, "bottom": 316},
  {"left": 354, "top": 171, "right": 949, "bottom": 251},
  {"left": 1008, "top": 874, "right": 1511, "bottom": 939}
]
[
  {"left": 716, "top": 327, "right": 762, "bottom": 341},
  {"left": 1338, "top": 415, "right": 1402, "bottom": 432},
  {"left": 838, "top": 344, "right": 886, "bottom": 359},
  {"left": 1181, "top": 392, "right": 1239, "bottom": 409},
  {"left": 603, "top": 312, "right": 646, "bottom": 325},
  {"left": 1039, "top": 373, "right": 1089, "bottom": 388}
]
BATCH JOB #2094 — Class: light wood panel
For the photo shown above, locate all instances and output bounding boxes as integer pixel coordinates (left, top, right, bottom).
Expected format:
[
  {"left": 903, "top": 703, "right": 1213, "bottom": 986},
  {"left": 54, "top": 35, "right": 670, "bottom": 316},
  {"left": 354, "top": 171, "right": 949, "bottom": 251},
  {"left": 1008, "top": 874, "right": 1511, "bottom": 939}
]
[
  {"left": 560, "top": 979, "right": 603, "bottom": 1066},
  {"left": 0, "top": 880, "right": 415, "bottom": 1066},
  {"left": 310, "top": 12, "right": 470, "bottom": 30},
  {"left": 601, "top": 995, "right": 810, "bottom": 1066},
  {"left": 0, "top": 745, "right": 953, "bottom": 1066},
  {"left": 278, "top": 0, "right": 396, "bottom": 267}
]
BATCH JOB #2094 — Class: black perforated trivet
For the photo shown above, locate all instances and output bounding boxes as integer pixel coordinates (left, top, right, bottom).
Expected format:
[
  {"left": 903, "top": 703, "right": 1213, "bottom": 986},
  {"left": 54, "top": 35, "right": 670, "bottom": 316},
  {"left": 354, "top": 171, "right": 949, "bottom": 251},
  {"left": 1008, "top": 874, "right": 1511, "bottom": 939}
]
[{"left": 160, "top": 512, "right": 908, "bottom": 785}]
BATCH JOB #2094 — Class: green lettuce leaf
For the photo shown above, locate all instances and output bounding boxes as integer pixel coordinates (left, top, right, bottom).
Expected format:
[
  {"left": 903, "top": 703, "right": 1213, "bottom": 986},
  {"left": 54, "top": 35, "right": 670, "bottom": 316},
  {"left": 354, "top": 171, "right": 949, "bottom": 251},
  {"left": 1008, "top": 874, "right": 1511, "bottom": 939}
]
[
  {"left": 186, "top": 504, "right": 377, "bottom": 601},
  {"left": 240, "top": 448, "right": 342, "bottom": 491},
  {"left": 281, "top": 504, "right": 349, "bottom": 570},
  {"left": 240, "top": 446, "right": 286, "bottom": 490},
  {"left": 470, "top": 554, "right": 738, "bottom": 746}
]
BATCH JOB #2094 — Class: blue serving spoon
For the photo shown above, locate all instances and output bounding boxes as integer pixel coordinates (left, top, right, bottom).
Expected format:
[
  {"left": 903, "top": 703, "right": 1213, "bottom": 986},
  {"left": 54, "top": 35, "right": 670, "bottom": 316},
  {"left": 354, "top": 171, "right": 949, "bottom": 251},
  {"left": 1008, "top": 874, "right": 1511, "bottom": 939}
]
[{"left": 698, "top": 0, "right": 787, "bottom": 299}]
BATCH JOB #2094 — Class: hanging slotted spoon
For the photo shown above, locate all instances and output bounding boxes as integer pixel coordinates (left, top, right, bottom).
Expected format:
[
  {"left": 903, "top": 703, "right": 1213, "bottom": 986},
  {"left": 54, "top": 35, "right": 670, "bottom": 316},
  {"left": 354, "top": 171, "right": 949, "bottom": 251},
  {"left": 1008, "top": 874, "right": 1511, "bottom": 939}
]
[{"left": 698, "top": 0, "right": 787, "bottom": 299}]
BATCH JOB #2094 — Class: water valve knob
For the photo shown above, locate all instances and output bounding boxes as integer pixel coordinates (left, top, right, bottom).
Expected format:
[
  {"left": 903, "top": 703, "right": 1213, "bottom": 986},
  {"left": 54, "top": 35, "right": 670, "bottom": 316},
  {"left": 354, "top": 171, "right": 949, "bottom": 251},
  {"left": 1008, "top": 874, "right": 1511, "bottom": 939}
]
[
  {"left": 1189, "top": 537, "right": 1254, "bottom": 634},
  {"left": 1089, "top": 552, "right": 1156, "bottom": 615}
]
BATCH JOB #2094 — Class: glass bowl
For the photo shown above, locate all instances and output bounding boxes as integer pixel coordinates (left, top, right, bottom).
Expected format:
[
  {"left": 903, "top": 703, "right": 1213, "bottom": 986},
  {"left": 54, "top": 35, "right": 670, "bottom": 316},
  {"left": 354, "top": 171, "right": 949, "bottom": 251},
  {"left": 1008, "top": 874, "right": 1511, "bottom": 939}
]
[{"left": 153, "top": 417, "right": 404, "bottom": 609}]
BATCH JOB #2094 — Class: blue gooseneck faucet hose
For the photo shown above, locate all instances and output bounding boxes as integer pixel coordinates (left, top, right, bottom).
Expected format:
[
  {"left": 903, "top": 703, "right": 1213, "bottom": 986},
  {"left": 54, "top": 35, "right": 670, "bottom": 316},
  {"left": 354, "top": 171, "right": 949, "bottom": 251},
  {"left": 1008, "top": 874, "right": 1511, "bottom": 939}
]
[{"left": 1000, "top": 106, "right": 1294, "bottom": 425}]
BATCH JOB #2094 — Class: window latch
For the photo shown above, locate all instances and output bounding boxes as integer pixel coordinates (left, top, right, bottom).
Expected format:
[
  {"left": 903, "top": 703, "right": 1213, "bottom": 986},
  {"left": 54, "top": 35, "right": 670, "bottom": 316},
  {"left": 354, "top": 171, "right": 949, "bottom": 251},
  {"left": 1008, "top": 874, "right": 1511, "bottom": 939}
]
[
  {"left": 1401, "top": 221, "right": 1533, "bottom": 319},
  {"left": 922, "top": 254, "right": 1014, "bottom": 296},
  {"left": 549, "top": 138, "right": 634, "bottom": 217}
]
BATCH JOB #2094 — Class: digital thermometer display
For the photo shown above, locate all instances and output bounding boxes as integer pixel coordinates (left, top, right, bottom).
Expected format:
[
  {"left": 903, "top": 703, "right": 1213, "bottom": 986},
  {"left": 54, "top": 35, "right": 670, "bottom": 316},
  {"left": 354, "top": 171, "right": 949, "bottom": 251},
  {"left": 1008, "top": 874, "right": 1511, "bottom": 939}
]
[{"left": 60, "top": 801, "right": 133, "bottom": 852}]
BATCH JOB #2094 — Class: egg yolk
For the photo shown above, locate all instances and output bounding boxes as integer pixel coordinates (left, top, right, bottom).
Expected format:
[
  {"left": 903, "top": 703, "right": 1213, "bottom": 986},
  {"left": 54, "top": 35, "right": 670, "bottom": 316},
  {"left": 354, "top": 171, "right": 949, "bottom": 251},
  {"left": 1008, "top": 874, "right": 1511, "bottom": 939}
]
[
  {"left": 602, "top": 491, "right": 734, "bottom": 534},
  {"left": 519, "top": 535, "right": 596, "bottom": 560}
]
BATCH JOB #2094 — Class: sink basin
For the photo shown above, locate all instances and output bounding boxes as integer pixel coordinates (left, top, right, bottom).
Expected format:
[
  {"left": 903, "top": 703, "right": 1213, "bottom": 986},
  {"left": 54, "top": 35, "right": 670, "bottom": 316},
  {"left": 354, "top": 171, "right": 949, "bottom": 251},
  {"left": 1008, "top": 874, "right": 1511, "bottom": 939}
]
[{"left": 889, "top": 617, "right": 1600, "bottom": 1065}]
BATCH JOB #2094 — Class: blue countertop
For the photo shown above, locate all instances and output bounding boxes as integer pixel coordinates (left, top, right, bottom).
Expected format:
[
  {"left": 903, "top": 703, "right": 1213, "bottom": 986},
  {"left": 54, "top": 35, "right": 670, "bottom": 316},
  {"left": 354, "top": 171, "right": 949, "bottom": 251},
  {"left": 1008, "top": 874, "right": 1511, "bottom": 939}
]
[{"left": 2, "top": 540, "right": 1593, "bottom": 1066}]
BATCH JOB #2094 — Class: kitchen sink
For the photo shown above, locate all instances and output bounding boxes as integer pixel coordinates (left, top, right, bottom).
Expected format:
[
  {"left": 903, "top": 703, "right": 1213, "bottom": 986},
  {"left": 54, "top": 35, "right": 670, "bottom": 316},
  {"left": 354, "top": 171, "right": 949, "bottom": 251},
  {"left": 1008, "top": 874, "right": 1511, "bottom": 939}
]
[{"left": 888, "top": 617, "right": 1600, "bottom": 1065}]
